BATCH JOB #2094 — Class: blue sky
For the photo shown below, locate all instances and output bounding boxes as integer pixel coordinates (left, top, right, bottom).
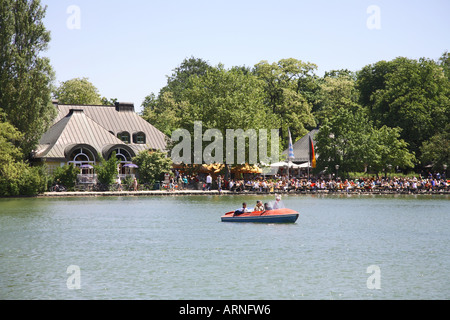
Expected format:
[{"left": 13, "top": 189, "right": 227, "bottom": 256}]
[{"left": 41, "top": 0, "right": 449, "bottom": 113}]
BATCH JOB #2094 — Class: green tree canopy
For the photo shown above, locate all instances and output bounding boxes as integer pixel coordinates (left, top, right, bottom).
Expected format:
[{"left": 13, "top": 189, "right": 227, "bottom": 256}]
[
  {"left": 142, "top": 57, "right": 212, "bottom": 136},
  {"left": 253, "top": 58, "right": 317, "bottom": 144},
  {"left": 315, "top": 107, "right": 415, "bottom": 176},
  {"left": 0, "top": 109, "right": 48, "bottom": 196},
  {"left": 141, "top": 91, "right": 189, "bottom": 137},
  {"left": 161, "top": 56, "right": 213, "bottom": 102},
  {"left": 314, "top": 72, "right": 361, "bottom": 125},
  {"left": 54, "top": 77, "right": 103, "bottom": 105},
  {"left": 133, "top": 150, "right": 173, "bottom": 185},
  {"left": 180, "top": 64, "right": 281, "bottom": 166},
  {"left": 94, "top": 152, "right": 121, "bottom": 186},
  {"left": 0, "top": 0, "right": 56, "bottom": 156},
  {"left": 357, "top": 57, "right": 450, "bottom": 157},
  {"left": 420, "top": 126, "right": 450, "bottom": 172}
]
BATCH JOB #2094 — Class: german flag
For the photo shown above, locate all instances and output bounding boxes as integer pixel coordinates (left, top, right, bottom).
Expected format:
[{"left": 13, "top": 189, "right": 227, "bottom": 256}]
[{"left": 309, "top": 136, "right": 316, "bottom": 168}]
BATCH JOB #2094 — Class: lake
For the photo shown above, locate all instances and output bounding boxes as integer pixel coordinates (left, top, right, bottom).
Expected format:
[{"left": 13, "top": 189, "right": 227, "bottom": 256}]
[{"left": 0, "top": 194, "right": 449, "bottom": 300}]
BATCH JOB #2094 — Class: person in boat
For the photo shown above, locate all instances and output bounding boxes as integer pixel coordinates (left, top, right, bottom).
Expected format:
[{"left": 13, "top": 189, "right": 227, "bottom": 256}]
[
  {"left": 264, "top": 203, "right": 272, "bottom": 211},
  {"left": 254, "top": 200, "right": 264, "bottom": 212},
  {"left": 272, "top": 195, "right": 285, "bottom": 209},
  {"left": 234, "top": 202, "right": 252, "bottom": 216}
]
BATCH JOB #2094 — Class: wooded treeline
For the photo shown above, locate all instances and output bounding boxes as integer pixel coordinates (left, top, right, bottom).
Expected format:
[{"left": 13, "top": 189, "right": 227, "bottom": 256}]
[
  {"left": 142, "top": 54, "right": 449, "bottom": 175},
  {"left": 1, "top": 0, "right": 448, "bottom": 196}
]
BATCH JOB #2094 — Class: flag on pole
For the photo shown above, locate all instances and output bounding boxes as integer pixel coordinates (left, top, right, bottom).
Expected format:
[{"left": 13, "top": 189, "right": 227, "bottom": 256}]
[
  {"left": 309, "top": 135, "right": 316, "bottom": 168},
  {"left": 288, "top": 129, "right": 295, "bottom": 160}
]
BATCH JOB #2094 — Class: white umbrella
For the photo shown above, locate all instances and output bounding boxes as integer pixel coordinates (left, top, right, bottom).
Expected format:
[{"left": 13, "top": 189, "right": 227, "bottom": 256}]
[{"left": 270, "top": 161, "right": 290, "bottom": 167}]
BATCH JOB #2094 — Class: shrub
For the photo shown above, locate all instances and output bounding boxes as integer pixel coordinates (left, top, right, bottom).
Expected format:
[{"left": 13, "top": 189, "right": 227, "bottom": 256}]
[
  {"left": 52, "top": 163, "right": 79, "bottom": 191},
  {"left": 133, "top": 150, "right": 173, "bottom": 185},
  {"left": 94, "top": 152, "right": 120, "bottom": 186}
]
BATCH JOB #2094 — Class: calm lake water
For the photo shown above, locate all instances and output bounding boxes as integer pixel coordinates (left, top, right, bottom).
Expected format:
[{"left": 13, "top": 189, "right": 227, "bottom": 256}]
[{"left": 0, "top": 194, "right": 449, "bottom": 300}]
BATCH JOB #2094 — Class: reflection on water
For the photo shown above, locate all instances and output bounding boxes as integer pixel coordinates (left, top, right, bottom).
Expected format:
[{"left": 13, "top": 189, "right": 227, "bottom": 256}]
[{"left": 0, "top": 194, "right": 449, "bottom": 299}]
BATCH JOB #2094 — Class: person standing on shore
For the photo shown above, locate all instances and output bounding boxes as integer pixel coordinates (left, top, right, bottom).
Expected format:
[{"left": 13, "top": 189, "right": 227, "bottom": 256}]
[
  {"left": 133, "top": 177, "right": 138, "bottom": 191},
  {"left": 217, "top": 175, "right": 222, "bottom": 193},
  {"left": 206, "top": 173, "right": 212, "bottom": 191}
]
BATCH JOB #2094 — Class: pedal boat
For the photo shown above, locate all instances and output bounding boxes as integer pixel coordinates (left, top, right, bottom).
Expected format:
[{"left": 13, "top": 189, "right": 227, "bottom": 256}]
[{"left": 221, "top": 208, "right": 299, "bottom": 223}]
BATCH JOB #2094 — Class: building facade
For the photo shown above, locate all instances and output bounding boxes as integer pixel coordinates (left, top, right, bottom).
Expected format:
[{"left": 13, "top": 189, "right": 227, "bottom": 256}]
[{"left": 33, "top": 101, "right": 167, "bottom": 175}]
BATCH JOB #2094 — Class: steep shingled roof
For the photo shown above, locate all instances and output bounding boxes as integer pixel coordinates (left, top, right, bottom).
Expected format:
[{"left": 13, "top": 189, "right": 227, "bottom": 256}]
[
  {"left": 35, "top": 109, "right": 126, "bottom": 159},
  {"left": 55, "top": 103, "right": 167, "bottom": 151},
  {"left": 35, "top": 102, "right": 167, "bottom": 160}
]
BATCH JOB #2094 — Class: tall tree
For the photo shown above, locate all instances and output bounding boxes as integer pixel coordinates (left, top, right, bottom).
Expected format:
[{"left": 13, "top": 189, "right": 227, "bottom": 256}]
[
  {"left": 420, "top": 125, "right": 450, "bottom": 172},
  {"left": 315, "top": 107, "right": 415, "bottom": 175},
  {"left": 0, "top": 109, "right": 48, "bottom": 196},
  {"left": 54, "top": 77, "right": 103, "bottom": 105},
  {"left": 438, "top": 51, "right": 450, "bottom": 80},
  {"left": 253, "top": 58, "right": 317, "bottom": 145},
  {"left": 141, "top": 91, "right": 189, "bottom": 136},
  {"left": 161, "top": 56, "right": 213, "bottom": 102},
  {"left": 142, "top": 57, "right": 212, "bottom": 136},
  {"left": 356, "top": 56, "right": 450, "bottom": 157},
  {"left": 0, "top": 0, "right": 56, "bottom": 156},
  {"left": 314, "top": 71, "right": 361, "bottom": 125},
  {"left": 176, "top": 64, "right": 281, "bottom": 170}
]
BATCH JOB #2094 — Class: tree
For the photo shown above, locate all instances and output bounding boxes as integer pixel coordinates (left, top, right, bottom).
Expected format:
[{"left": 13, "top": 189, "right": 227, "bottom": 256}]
[
  {"left": 141, "top": 91, "right": 189, "bottom": 136},
  {"left": 356, "top": 56, "right": 450, "bottom": 158},
  {"left": 314, "top": 72, "right": 361, "bottom": 125},
  {"left": 315, "top": 107, "right": 415, "bottom": 176},
  {"left": 101, "top": 97, "right": 118, "bottom": 106},
  {"left": 315, "top": 108, "right": 377, "bottom": 175},
  {"left": 133, "top": 150, "right": 173, "bottom": 185},
  {"left": 141, "top": 57, "right": 212, "bottom": 136},
  {"left": 179, "top": 64, "right": 281, "bottom": 166},
  {"left": 52, "top": 163, "right": 80, "bottom": 191},
  {"left": 161, "top": 56, "right": 213, "bottom": 102},
  {"left": 94, "top": 152, "right": 121, "bottom": 186},
  {"left": 372, "top": 126, "right": 416, "bottom": 174},
  {"left": 0, "top": 109, "right": 48, "bottom": 196},
  {"left": 420, "top": 126, "right": 450, "bottom": 172},
  {"left": 439, "top": 51, "right": 450, "bottom": 80},
  {"left": 253, "top": 58, "right": 317, "bottom": 145},
  {"left": 0, "top": 0, "right": 56, "bottom": 156},
  {"left": 54, "top": 77, "right": 103, "bottom": 105}
]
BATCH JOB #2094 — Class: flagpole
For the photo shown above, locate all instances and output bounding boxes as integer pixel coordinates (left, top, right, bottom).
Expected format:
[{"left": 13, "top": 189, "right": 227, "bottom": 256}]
[
  {"left": 288, "top": 128, "right": 294, "bottom": 188},
  {"left": 308, "top": 161, "right": 310, "bottom": 180}
]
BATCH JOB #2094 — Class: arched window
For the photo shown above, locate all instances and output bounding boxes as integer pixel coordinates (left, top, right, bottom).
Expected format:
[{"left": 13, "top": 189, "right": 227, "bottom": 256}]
[
  {"left": 133, "top": 132, "right": 146, "bottom": 144},
  {"left": 110, "top": 147, "right": 134, "bottom": 175},
  {"left": 68, "top": 147, "right": 96, "bottom": 166},
  {"left": 111, "top": 148, "right": 133, "bottom": 163},
  {"left": 117, "top": 131, "right": 130, "bottom": 144}
]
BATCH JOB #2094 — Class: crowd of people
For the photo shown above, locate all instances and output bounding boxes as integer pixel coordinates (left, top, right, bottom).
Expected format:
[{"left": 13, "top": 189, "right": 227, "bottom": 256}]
[{"left": 170, "top": 170, "right": 449, "bottom": 194}]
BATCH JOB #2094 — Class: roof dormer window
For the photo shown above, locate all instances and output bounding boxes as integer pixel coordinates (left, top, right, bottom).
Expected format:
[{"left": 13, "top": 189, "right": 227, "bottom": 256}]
[
  {"left": 133, "top": 132, "right": 146, "bottom": 144},
  {"left": 117, "top": 131, "right": 130, "bottom": 144}
]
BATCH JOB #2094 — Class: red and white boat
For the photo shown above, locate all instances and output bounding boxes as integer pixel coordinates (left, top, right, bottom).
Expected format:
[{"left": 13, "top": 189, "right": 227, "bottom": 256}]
[{"left": 221, "top": 208, "right": 299, "bottom": 223}]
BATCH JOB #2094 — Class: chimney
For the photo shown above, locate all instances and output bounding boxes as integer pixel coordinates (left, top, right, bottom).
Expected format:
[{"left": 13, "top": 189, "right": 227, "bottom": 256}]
[
  {"left": 67, "top": 109, "right": 84, "bottom": 117},
  {"left": 115, "top": 102, "right": 135, "bottom": 112}
]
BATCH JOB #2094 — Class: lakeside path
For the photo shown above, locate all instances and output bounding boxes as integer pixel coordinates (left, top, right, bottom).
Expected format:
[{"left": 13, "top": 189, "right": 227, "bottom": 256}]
[{"left": 39, "top": 189, "right": 450, "bottom": 197}]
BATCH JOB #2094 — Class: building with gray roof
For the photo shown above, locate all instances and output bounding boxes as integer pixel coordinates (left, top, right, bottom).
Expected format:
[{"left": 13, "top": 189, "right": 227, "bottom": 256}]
[{"left": 33, "top": 101, "right": 167, "bottom": 174}]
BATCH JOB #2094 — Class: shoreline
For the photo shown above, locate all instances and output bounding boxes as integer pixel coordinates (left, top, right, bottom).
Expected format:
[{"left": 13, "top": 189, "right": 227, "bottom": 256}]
[{"left": 33, "top": 188, "right": 450, "bottom": 198}]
